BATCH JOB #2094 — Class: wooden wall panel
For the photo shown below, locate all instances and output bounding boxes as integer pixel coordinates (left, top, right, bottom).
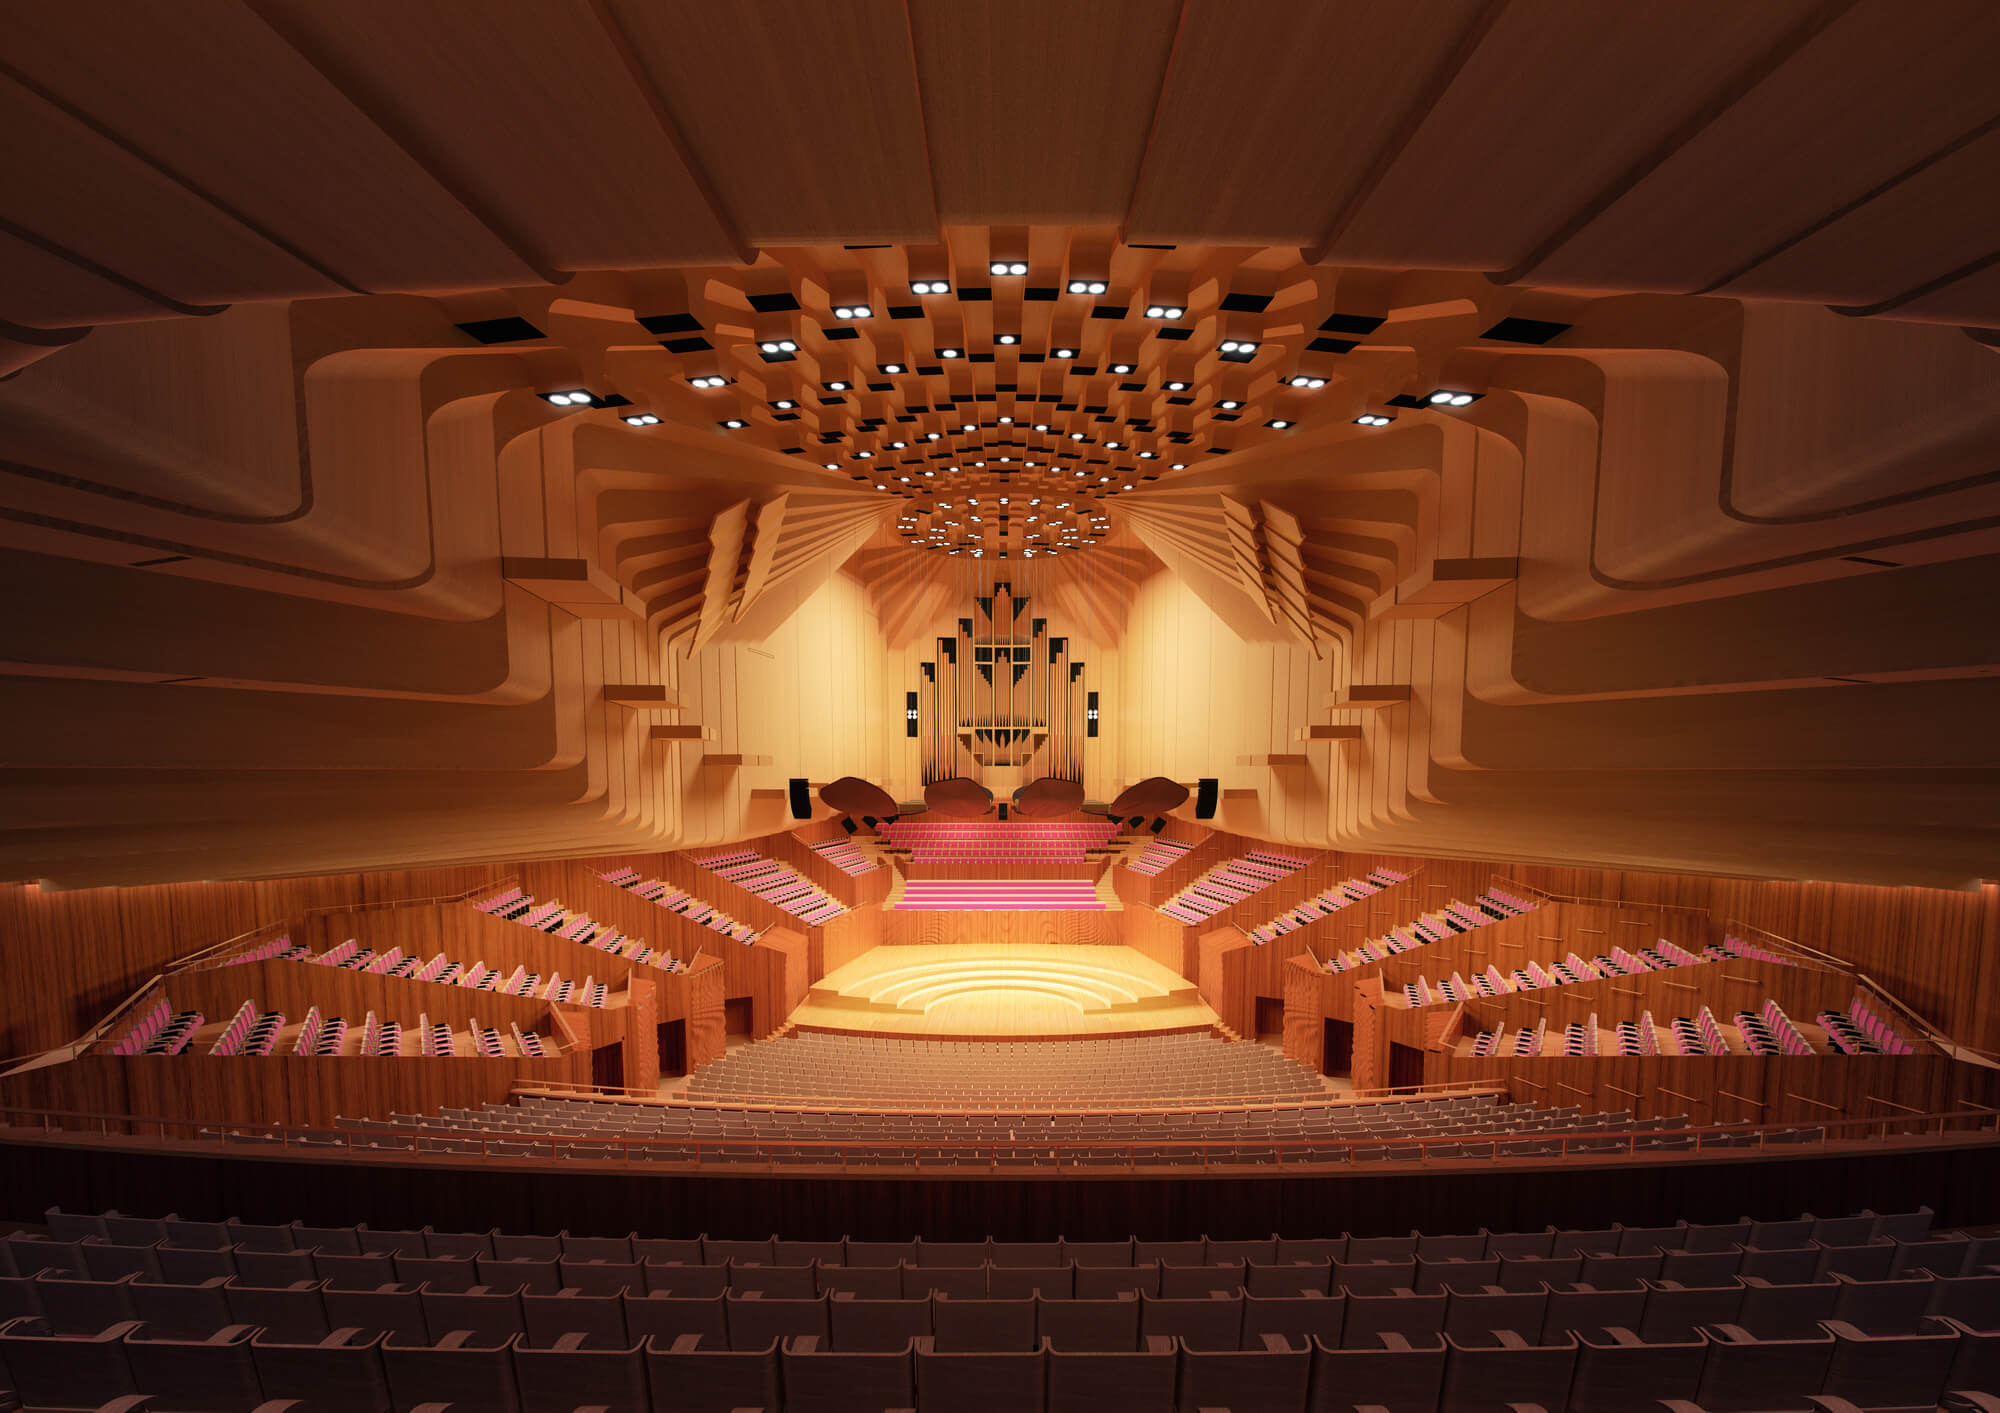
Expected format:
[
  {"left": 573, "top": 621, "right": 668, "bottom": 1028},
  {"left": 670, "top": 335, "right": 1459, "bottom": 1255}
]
[{"left": 814, "top": 908, "right": 881, "bottom": 980}]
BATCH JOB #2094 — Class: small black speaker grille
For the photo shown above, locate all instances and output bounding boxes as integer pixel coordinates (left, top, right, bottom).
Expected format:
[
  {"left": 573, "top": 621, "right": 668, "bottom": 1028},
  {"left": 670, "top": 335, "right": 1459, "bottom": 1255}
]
[
  {"left": 1195, "top": 777, "right": 1219, "bottom": 819},
  {"left": 788, "top": 777, "right": 812, "bottom": 820}
]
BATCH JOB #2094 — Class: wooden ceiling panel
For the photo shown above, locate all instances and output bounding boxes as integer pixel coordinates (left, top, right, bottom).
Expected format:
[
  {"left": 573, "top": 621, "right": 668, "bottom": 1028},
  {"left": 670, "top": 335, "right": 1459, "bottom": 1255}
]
[
  {"left": 0, "top": 78, "right": 340, "bottom": 308},
  {"left": 254, "top": 0, "right": 746, "bottom": 271},
  {"left": 0, "top": 228, "right": 170, "bottom": 329},
  {"left": 608, "top": 0, "right": 937, "bottom": 244},
  {"left": 1527, "top": 1, "right": 2000, "bottom": 295},
  {"left": 1882, "top": 259, "right": 2000, "bottom": 329},
  {"left": 1321, "top": 0, "right": 1817, "bottom": 270},
  {"left": 1, "top": 2, "right": 547, "bottom": 294},
  {"left": 1717, "top": 127, "right": 2000, "bottom": 308},
  {"left": 1123, "top": 0, "right": 1487, "bottom": 245},
  {"left": 909, "top": 0, "right": 1179, "bottom": 225}
]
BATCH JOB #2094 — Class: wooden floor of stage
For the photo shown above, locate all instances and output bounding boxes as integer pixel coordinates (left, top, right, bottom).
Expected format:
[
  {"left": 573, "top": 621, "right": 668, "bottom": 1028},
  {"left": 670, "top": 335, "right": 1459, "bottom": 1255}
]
[{"left": 785, "top": 943, "right": 1221, "bottom": 1040}]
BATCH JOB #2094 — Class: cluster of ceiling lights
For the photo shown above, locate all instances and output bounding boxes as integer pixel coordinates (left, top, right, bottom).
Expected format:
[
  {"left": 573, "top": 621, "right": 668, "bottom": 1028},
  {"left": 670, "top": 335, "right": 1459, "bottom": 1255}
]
[
  {"left": 541, "top": 390, "right": 594, "bottom": 407},
  {"left": 1354, "top": 413, "right": 1395, "bottom": 427},
  {"left": 988, "top": 260, "right": 1029, "bottom": 276},
  {"left": 831, "top": 304, "right": 872, "bottom": 320}
]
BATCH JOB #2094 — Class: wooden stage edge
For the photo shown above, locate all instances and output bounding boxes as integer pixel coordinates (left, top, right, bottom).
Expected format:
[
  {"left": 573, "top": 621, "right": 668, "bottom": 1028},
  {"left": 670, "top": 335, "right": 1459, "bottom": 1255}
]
[{"left": 783, "top": 943, "right": 1223, "bottom": 1040}]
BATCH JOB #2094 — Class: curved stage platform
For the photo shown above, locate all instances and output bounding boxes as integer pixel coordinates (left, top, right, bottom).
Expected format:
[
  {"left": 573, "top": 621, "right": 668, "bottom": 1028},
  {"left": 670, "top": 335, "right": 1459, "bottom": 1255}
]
[{"left": 785, "top": 944, "right": 1219, "bottom": 1039}]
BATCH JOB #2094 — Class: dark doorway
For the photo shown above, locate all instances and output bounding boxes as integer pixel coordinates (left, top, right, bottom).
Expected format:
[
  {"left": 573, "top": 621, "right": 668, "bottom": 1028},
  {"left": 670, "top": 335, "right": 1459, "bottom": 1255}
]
[
  {"left": 657, "top": 1019, "right": 687, "bottom": 1077},
  {"left": 1388, "top": 1041, "right": 1426, "bottom": 1092},
  {"left": 1254, "top": 996, "right": 1285, "bottom": 1040},
  {"left": 724, "top": 997, "right": 755, "bottom": 1038},
  {"left": 591, "top": 1041, "right": 625, "bottom": 1091},
  {"left": 1322, "top": 1018, "right": 1354, "bottom": 1077}
]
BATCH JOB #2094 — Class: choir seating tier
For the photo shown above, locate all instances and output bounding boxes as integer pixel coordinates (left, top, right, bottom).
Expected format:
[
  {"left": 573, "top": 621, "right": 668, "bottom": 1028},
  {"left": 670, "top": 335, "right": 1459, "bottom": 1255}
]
[{"left": 784, "top": 944, "right": 1222, "bottom": 1040}]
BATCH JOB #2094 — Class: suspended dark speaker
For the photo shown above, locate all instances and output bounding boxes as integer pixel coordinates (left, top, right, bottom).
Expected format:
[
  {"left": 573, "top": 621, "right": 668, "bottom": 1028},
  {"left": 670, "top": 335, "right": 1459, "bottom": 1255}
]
[
  {"left": 1149, "top": 817, "right": 1168, "bottom": 834},
  {"left": 1195, "top": 777, "right": 1219, "bottom": 819},
  {"left": 996, "top": 803, "right": 1009, "bottom": 821},
  {"left": 839, "top": 817, "right": 858, "bottom": 835},
  {"left": 788, "top": 777, "right": 812, "bottom": 820}
]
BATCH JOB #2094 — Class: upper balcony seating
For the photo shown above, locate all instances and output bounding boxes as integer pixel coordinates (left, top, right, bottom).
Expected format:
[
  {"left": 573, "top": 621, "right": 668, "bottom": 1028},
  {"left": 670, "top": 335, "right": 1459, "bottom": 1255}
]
[
  {"left": 598, "top": 870, "right": 758, "bottom": 946},
  {"left": 894, "top": 879, "right": 1105, "bottom": 911},
  {"left": 696, "top": 852, "right": 847, "bottom": 926},
  {"left": 4, "top": 1204, "right": 1975, "bottom": 1413},
  {"left": 1326, "top": 890, "right": 1538, "bottom": 976},
  {"left": 810, "top": 837, "right": 879, "bottom": 875},
  {"left": 1158, "top": 851, "right": 1311, "bottom": 925},
  {"left": 1246, "top": 868, "right": 1410, "bottom": 943},
  {"left": 1125, "top": 837, "right": 1194, "bottom": 876},
  {"left": 880, "top": 821, "right": 1120, "bottom": 863}
]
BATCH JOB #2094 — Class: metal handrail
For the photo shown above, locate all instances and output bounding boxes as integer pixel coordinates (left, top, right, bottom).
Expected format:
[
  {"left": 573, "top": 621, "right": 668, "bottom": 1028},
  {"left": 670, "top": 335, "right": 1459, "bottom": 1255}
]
[
  {"left": 300, "top": 873, "right": 520, "bottom": 922},
  {"left": 1, "top": 1100, "right": 1991, "bottom": 1172},
  {"left": 512, "top": 1076, "right": 1509, "bottom": 1117}
]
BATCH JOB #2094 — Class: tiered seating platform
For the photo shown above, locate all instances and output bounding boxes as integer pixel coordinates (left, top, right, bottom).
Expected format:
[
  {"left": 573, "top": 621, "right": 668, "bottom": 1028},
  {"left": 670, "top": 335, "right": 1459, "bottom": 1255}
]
[
  {"left": 880, "top": 820, "right": 1118, "bottom": 863},
  {"left": 780, "top": 945, "right": 1218, "bottom": 1039},
  {"left": 890, "top": 879, "right": 1107, "bottom": 911}
]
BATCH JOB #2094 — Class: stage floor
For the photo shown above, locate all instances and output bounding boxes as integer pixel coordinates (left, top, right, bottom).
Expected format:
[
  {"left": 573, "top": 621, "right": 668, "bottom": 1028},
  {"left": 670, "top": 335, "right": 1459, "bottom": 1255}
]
[{"left": 786, "top": 943, "right": 1220, "bottom": 1040}]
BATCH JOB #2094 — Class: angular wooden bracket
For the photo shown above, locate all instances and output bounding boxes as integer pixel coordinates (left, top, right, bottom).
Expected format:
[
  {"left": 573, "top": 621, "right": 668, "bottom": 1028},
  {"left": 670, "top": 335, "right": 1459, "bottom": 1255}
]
[
  {"left": 649, "top": 724, "right": 716, "bottom": 742},
  {"left": 1322, "top": 685, "right": 1411, "bottom": 710},
  {"left": 604, "top": 684, "right": 681, "bottom": 709},
  {"left": 701, "top": 753, "right": 772, "bottom": 767},
  {"left": 1299, "top": 724, "right": 1364, "bottom": 742},
  {"left": 503, "top": 557, "right": 645, "bottom": 620},
  {"left": 1238, "top": 753, "right": 1311, "bottom": 767},
  {"left": 1368, "top": 557, "right": 1518, "bottom": 620}
]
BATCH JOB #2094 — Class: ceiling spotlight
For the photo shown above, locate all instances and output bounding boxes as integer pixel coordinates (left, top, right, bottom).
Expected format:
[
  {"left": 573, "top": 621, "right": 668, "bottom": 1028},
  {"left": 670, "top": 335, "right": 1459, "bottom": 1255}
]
[
  {"left": 1354, "top": 414, "right": 1394, "bottom": 427},
  {"left": 1289, "top": 376, "right": 1327, "bottom": 389},
  {"left": 1104, "top": 440, "right": 1121, "bottom": 449},
  {"left": 926, "top": 432, "right": 941, "bottom": 441},
  {"left": 832, "top": 304, "right": 872, "bottom": 320},
  {"left": 998, "top": 415, "right": 1013, "bottom": 424},
  {"left": 1110, "top": 363, "right": 1134, "bottom": 374},
  {"left": 1145, "top": 305, "right": 1185, "bottom": 320},
  {"left": 824, "top": 461, "right": 841, "bottom": 469},
  {"left": 890, "top": 440, "right": 907, "bottom": 449},
  {"left": 1218, "top": 399, "right": 1242, "bottom": 410},
  {"left": 855, "top": 450, "right": 873, "bottom": 459},
  {"left": 997, "top": 333, "right": 1018, "bottom": 345},
  {"left": 1033, "top": 422, "right": 1050, "bottom": 433},
  {"left": 961, "top": 423, "right": 975, "bottom": 432},
  {"left": 1138, "top": 451, "right": 1156, "bottom": 460},
  {"left": 827, "top": 381, "right": 849, "bottom": 391},
  {"left": 621, "top": 413, "right": 662, "bottom": 426},
  {"left": 1170, "top": 462, "right": 1187, "bottom": 469},
  {"left": 939, "top": 347, "right": 961, "bottom": 359},
  {"left": 721, "top": 418, "right": 746, "bottom": 429},
  {"left": 1428, "top": 389, "right": 1481, "bottom": 407},
  {"left": 774, "top": 399, "right": 795, "bottom": 409},
  {"left": 543, "top": 390, "right": 593, "bottom": 406},
  {"left": 883, "top": 363, "right": 903, "bottom": 374},
  {"left": 990, "top": 260, "right": 1028, "bottom": 277},
  {"left": 687, "top": 375, "right": 728, "bottom": 389},
  {"left": 911, "top": 280, "right": 950, "bottom": 295},
  {"left": 1054, "top": 348, "right": 1075, "bottom": 359},
  {"left": 1165, "top": 380, "right": 1188, "bottom": 391},
  {"left": 1267, "top": 419, "right": 1291, "bottom": 429},
  {"left": 1218, "top": 339, "right": 1259, "bottom": 361},
  {"left": 1070, "top": 432, "right": 1085, "bottom": 441}
]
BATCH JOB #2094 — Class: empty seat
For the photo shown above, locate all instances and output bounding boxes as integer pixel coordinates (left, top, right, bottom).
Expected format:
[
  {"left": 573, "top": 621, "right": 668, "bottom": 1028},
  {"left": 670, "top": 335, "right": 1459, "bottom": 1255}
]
[
  {"left": 1570, "top": 1326, "right": 1708, "bottom": 1412},
  {"left": 1694, "top": 1323, "right": 1836, "bottom": 1412},
  {"left": 782, "top": 1332, "right": 916, "bottom": 1413},
  {"left": 381, "top": 1328, "right": 519, "bottom": 1411},
  {"left": 124, "top": 1321, "right": 264, "bottom": 1413},
  {"left": 514, "top": 1331, "right": 650, "bottom": 1412},
  {"left": 0, "top": 1315, "right": 144, "bottom": 1409},
  {"left": 250, "top": 1326, "right": 393, "bottom": 1410},
  {"left": 1140, "top": 1291, "right": 1243, "bottom": 1351},
  {"left": 1308, "top": 1331, "right": 1448, "bottom": 1413},
  {"left": 1039, "top": 1292, "right": 1141, "bottom": 1352},
  {"left": 1437, "top": 1328, "right": 1578, "bottom": 1412},
  {"left": 1046, "top": 1335, "right": 1177, "bottom": 1413},
  {"left": 1179, "top": 1332, "right": 1312, "bottom": 1412}
]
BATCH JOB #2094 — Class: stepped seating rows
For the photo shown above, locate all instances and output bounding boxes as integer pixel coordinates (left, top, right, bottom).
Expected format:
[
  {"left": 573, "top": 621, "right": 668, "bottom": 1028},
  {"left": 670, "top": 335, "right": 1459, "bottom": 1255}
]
[
  {"left": 684, "top": 1033, "right": 1322, "bottom": 1108},
  {"left": 1822, "top": 999, "right": 1914, "bottom": 1057},
  {"left": 107, "top": 997, "right": 554, "bottom": 1062},
  {"left": 880, "top": 821, "right": 1119, "bottom": 863},
  {"left": 392, "top": 1094, "right": 1677, "bottom": 1167},
  {"left": 1468, "top": 1001, "right": 1915, "bottom": 1062},
  {"left": 892, "top": 879, "right": 1105, "bottom": 911},
  {"left": 597, "top": 871, "right": 758, "bottom": 945},
  {"left": 808, "top": 837, "right": 878, "bottom": 876},
  {"left": 1324, "top": 890, "right": 1539, "bottom": 975},
  {"left": 478, "top": 887, "right": 691, "bottom": 974},
  {"left": 3, "top": 1208, "right": 1992, "bottom": 1413},
  {"left": 1246, "top": 868, "right": 1411, "bottom": 944},
  {"left": 695, "top": 852, "right": 846, "bottom": 926},
  {"left": 1158, "top": 851, "right": 1311, "bottom": 925},
  {"left": 1396, "top": 935, "right": 1785, "bottom": 1009},
  {"left": 108, "top": 1000, "right": 203, "bottom": 1057},
  {"left": 1125, "top": 836, "right": 1194, "bottom": 876},
  {"left": 299, "top": 935, "right": 614, "bottom": 1010},
  {"left": 210, "top": 934, "right": 299, "bottom": 969}
]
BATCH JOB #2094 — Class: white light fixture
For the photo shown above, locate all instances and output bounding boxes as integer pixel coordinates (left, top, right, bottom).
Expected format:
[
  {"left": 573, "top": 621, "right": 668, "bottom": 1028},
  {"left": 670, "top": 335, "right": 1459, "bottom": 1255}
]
[
  {"left": 1289, "top": 375, "right": 1327, "bottom": 388},
  {"left": 832, "top": 304, "right": 872, "bottom": 320},
  {"left": 1268, "top": 419, "right": 1291, "bottom": 429},
  {"left": 997, "top": 333, "right": 1017, "bottom": 345},
  {"left": 543, "top": 390, "right": 593, "bottom": 406},
  {"left": 1105, "top": 440, "right": 1121, "bottom": 449},
  {"left": 990, "top": 260, "right": 1028, "bottom": 277},
  {"left": 1165, "top": 380, "right": 1188, "bottom": 391},
  {"left": 774, "top": 399, "right": 795, "bottom": 409},
  {"left": 827, "top": 381, "right": 848, "bottom": 391},
  {"left": 890, "top": 440, "right": 907, "bottom": 449},
  {"left": 961, "top": 423, "right": 975, "bottom": 432},
  {"left": 926, "top": 432, "right": 941, "bottom": 441},
  {"left": 1354, "top": 414, "right": 1394, "bottom": 427},
  {"left": 883, "top": 363, "right": 903, "bottom": 374},
  {"left": 622, "top": 413, "right": 662, "bottom": 426},
  {"left": 998, "top": 415, "right": 1013, "bottom": 423},
  {"left": 1070, "top": 432, "right": 1085, "bottom": 441},
  {"left": 1110, "top": 363, "right": 1134, "bottom": 374},
  {"left": 824, "top": 462, "right": 841, "bottom": 470},
  {"left": 722, "top": 418, "right": 746, "bottom": 429},
  {"left": 1138, "top": 451, "right": 1155, "bottom": 459},
  {"left": 855, "top": 450, "right": 873, "bottom": 459},
  {"left": 1218, "top": 399, "right": 1242, "bottom": 410},
  {"left": 1034, "top": 423, "right": 1050, "bottom": 432},
  {"left": 911, "top": 280, "right": 949, "bottom": 295},
  {"left": 1170, "top": 462, "right": 1187, "bottom": 469},
  {"left": 1054, "top": 348, "right": 1075, "bottom": 359},
  {"left": 1144, "top": 305, "right": 1185, "bottom": 319},
  {"left": 688, "top": 375, "right": 728, "bottom": 389},
  {"left": 939, "top": 347, "right": 961, "bottom": 359}
]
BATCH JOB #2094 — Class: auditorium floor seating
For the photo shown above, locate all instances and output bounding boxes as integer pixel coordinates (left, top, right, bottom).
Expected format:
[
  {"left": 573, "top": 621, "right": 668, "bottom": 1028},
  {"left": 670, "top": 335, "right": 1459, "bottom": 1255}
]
[
  {"left": 1, "top": 1206, "right": 1992, "bottom": 1412},
  {"left": 375, "top": 1091, "right": 1679, "bottom": 1169},
  {"left": 684, "top": 1033, "right": 1323, "bottom": 1108}
]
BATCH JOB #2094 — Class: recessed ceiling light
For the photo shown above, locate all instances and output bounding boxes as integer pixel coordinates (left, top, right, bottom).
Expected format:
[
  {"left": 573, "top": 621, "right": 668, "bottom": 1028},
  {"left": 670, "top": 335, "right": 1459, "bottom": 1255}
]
[
  {"left": 1289, "top": 376, "right": 1327, "bottom": 389},
  {"left": 832, "top": 305, "right": 871, "bottom": 320},
  {"left": 1138, "top": 451, "right": 1156, "bottom": 460},
  {"left": 961, "top": 423, "right": 975, "bottom": 432},
  {"left": 1110, "top": 363, "right": 1134, "bottom": 374},
  {"left": 1426, "top": 389, "right": 1480, "bottom": 407},
  {"left": 883, "top": 363, "right": 903, "bottom": 374},
  {"left": 926, "top": 432, "right": 941, "bottom": 441},
  {"left": 939, "top": 347, "right": 961, "bottom": 359},
  {"left": 621, "top": 413, "right": 661, "bottom": 426},
  {"left": 824, "top": 462, "right": 841, "bottom": 469},
  {"left": 774, "top": 399, "right": 795, "bottom": 409},
  {"left": 1170, "top": 462, "right": 1187, "bottom": 470},
  {"left": 890, "top": 440, "right": 907, "bottom": 449},
  {"left": 1354, "top": 414, "right": 1394, "bottom": 427},
  {"left": 1145, "top": 305, "right": 1185, "bottom": 320},
  {"left": 543, "top": 390, "right": 593, "bottom": 406},
  {"left": 721, "top": 418, "right": 746, "bottom": 429},
  {"left": 1165, "top": 381, "right": 1188, "bottom": 391},
  {"left": 855, "top": 450, "right": 873, "bottom": 459},
  {"left": 1267, "top": 419, "right": 1290, "bottom": 429},
  {"left": 827, "top": 381, "right": 848, "bottom": 391},
  {"left": 1054, "top": 348, "right": 1075, "bottom": 359},
  {"left": 1034, "top": 423, "right": 1050, "bottom": 432},
  {"left": 1070, "top": 432, "right": 1085, "bottom": 441},
  {"left": 1218, "top": 399, "right": 1242, "bottom": 410},
  {"left": 1105, "top": 441, "right": 1121, "bottom": 449},
  {"left": 998, "top": 415, "right": 1013, "bottom": 424},
  {"left": 997, "top": 334, "right": 1017, "bottom": 345},
  {"left": 911, "top": 280, "right": 949, "bottom": 295},
  {"left": 990, "top": 260, "right": 1028, "bottom": 277},
  {"left": 687, "top": 375, "right": 728, "bottom": 389}
]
